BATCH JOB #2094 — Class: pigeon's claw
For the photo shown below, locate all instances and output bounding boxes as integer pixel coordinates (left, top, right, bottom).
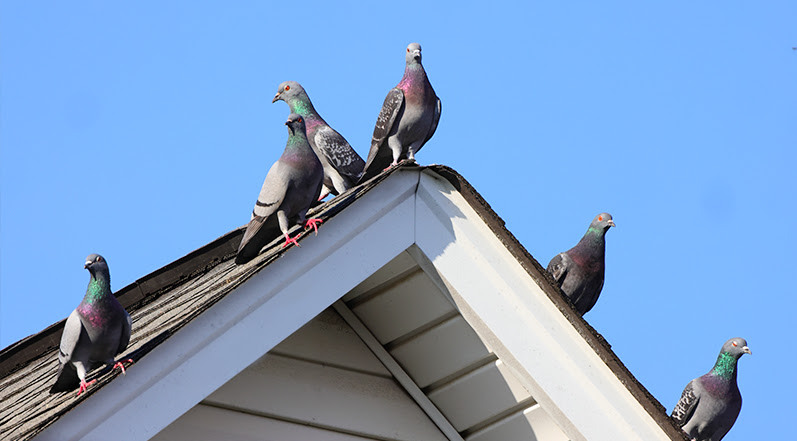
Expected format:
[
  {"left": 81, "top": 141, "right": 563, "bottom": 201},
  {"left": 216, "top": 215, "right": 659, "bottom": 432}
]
[
  {"left": 282, "top": 233, "right": 300, "bottom": 248},
  {"left": 304, "top": 218, "right": 323, "bottom": 235},
  {"left": 113, "top": 358, "right": 135, "bottom": 375},
  {"left": 76, "top": 379, "right": 97, "bottom": 397}
]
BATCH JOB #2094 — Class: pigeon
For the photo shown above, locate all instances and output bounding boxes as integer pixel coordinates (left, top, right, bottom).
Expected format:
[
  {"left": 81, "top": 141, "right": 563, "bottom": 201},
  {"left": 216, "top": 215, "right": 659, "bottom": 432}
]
[
  {"left": 546, "top": 213, "right": 615, "bottom": 315},
  {"left": 359, "top": 42, "right": 441, "bottom": 183},
  {"left": 672, "top": 338, "right": 751, "bottom": 441},
  {"left": 50, "top": 254, "right": 133, "bottom": 396},
  {"left": 235, "top": 113, "right": 324, "bottom": 264},
  {"left": 272, "top": 81, "right": 365, "bottom": 199}
]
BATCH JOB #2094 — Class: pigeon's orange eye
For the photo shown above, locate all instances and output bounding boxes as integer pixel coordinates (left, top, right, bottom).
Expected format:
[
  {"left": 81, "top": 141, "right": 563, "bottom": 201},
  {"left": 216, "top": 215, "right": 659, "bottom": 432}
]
[
  {"left": 285, "top": 85, "right": 290, "bottom": 91},
  {"left": 598, "top": 216, "right": 603, "bottom": 221},
  {"left": 297, "top": 117, "right": 302, "bottom": 122},
  {"left": 407, "top": 48, "right": 410, "bottom": 52},
  {"left": 732, "top": 341, "right": 738, "bottom": 346},
  {"left": 95, "top": 256, "right": 101, "bottom": 262}
]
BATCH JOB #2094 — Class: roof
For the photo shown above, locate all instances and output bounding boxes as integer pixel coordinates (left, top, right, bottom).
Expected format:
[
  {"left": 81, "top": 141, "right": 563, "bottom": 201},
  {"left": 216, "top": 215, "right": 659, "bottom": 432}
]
[{"left": 0, "top": 164, "right": 688, "bottom": 441}]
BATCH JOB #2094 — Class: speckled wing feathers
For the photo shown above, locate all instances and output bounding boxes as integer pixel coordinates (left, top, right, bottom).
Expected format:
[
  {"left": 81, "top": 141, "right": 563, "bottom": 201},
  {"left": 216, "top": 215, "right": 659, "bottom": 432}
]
[
  {"left": 546, "top": 253, "right": 570, "bottom": 284},
  {"left": 360, "top": 89, "right": 404, "bottom": 182},
  {"left": 672, "top": 380, "right": 699, "bottom": 426},
  {"left": 314, "top": 127, "right": 364, "bottom": 183}
]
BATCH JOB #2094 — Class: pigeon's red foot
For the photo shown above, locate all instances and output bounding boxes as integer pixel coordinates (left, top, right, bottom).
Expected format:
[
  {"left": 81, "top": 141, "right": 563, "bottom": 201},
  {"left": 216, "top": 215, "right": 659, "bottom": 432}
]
[
  {"left": 113, "top": 358, "right": 135, "bottom": 375},
  {"left": 76, "top": 379, "right": 97, "bottom": 397},
  {"left": 282, "top": 233, "right": 300, "bottom": 248},
  {"left": 304, "top": 218, "right": 323, "bottom": 235}
]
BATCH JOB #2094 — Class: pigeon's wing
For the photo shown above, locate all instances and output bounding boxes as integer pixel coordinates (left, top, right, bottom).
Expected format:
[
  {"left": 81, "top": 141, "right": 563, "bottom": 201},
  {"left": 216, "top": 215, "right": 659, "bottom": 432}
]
[
  {"left": 50, "top": 309, "right": 87, "bottom": 393},
  {"left": 422, "top": 96, "right": 442, "bottom": 147},
  {"left": 117, "top": 311, "right": 132, "bottom": 355},
  {"left": 251, "top": 162, "right": 289, "bottom": 219},
  {"left": 546, "top": 253, "right": 571, "bottom": 285},
  {"left": 236, "top": 162, "right": 291, "bottom": 264},
  {"left": 359, "top": 88, "right": 404, "bottom": 183},
  {"left": 314, "top": 126, "right": 364, "bottom": 184},
  {"left": 671, "top": 380, "right": 699, "bottom": 427}
]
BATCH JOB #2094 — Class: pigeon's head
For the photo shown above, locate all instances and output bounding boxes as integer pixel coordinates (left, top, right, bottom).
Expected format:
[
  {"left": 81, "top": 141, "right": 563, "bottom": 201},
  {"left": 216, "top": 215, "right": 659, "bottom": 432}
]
[
  {"left": 84, "top": 253, "right": 109, "bottom": 275},
  {"left": 285, "top": 113, "right": 306, "bottom": 136},
  {"left": 272, "top": 81, "right": 304, "bottom": 104},
  {"left": 589, "top": 212, "right": 615, "bottom": 232},
  {"left": 405, "top": 42, "right": 422, "bottom": 64},
  {"left": 721, "top": 338, "right": 752, "bottom": 359}
]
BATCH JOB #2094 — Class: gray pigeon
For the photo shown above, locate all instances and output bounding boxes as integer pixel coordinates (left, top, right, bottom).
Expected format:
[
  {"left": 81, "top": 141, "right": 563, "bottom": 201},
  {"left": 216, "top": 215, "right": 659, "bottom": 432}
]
[
  {"left": 236, "top": 113, "right": 324, "bottom": 264},
  {"left": 272, "top": 81, "right": 364, "bottom": 199},
  {"left": 50, "top": 254, "right": 133, "bottom": 396},
  {"left": 359, "top": 42, "right": 441, "bottom": 183},
  {"left": 546, "top": 213, "right": 615, "bottom": 315},
  {"left": 672, "top": 338, "right": 751, "bottom": 441}
]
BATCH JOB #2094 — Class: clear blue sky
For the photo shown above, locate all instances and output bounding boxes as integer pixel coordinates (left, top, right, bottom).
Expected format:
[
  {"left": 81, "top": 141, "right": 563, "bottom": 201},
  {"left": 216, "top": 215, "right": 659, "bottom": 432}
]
[{"left": 2, "top": 2, "right": 794, "bottom": 439}]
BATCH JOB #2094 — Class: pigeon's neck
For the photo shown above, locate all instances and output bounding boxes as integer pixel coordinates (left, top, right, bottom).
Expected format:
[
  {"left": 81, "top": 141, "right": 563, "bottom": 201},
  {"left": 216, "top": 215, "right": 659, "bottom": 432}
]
[
  {"left": 286, "top": 132, "right": 313, "bottom": 156},
  {"left": 398, "top": 63, "right": 427, "bottom": 92},
  {"left": 710, "top": 351, "right": 739, "bottom": 381},
  {"left": 84, "top": 273, "right": 111, "bottom": 304},
  {"left": 288, "top": 95, "right": 319, "bottom": 120},
  {"left": 572, "top": 227, "right": 606, "bottom": 257}
]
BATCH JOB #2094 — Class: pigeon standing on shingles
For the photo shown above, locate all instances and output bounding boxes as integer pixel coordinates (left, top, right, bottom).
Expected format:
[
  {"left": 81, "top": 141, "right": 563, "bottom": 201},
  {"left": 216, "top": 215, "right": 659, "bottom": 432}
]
[
  {"left": 672, "top": 338, "right": 751, "bottom": 441},
  {"left": 272, "top": 81, "right": 364, "bottom": 200},
  {"left": 236, "top": 113, "right": 324, "bottom": 264},
  {"left": 546, "top": 213, "right": 615, "bottom": 315},
  {"left": 50, "top": 254, "right": 133, "bottom": 396},
  {"left": 358, "top": 42, "right": 441, "bottom": 183}
]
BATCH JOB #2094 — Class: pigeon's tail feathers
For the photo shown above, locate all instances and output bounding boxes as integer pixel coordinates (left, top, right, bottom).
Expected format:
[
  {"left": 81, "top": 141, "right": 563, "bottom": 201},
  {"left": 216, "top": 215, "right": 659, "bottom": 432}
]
[
  {"left": 235, "top": 215, "right": 281, "bottom": 264},
  {"left": 50, "top": 361, "right": 79, "bottom": 393}
]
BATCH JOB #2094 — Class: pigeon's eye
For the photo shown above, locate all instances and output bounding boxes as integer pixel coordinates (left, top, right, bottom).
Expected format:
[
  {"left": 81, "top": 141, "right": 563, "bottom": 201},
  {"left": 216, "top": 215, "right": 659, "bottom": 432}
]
[
  {"left": 95, "top": 256, "right": 101, "bottom": 262},
  {"left": 407, "top": 48, "right": 410, "bottom": 52},
  {"left": 598, "top": 215, "right": 603, "bottom": 221},
  {"left": 732, "top": 341, "right": 738, "bottom": 347},
  {"left": 297, "top": 117, "right": 302, "bottom": 123},
  {"left": 285, "top": 85, "right": 290, "bottom": 91}
]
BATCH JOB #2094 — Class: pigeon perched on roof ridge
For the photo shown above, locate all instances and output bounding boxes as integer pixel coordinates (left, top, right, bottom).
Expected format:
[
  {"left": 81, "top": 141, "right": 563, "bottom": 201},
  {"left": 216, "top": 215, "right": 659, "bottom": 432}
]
[
  {"left": 236, "top": 113, "right": 324, "bottom": 264},
  {"left": 672, "top": 338, "right": 751, "bottom": 441},
  {"left": 546, "top": 212, "right": 614, "bottom": 315},
  {"left": 273, "top": 81, "right": 364, "bottom": 199},
  {"left": 359, "top": 42, "right": 441, "bottom": 183},
  {"left": 50, "top": 254, "right": 133, "bottom": 396}
]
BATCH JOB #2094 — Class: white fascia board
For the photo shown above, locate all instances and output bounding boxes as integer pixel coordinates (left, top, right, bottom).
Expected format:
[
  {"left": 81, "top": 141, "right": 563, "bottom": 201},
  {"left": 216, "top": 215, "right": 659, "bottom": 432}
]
[
  {"left": 37, "top": 170, "right": 421, "bottom": 441},
  {"left": 413, "top": 171, "right": 671, "bottom": 441}
]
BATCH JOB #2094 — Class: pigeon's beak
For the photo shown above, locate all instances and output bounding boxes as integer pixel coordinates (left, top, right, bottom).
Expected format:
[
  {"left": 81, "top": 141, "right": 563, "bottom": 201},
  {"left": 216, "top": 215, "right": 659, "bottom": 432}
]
[
  {"left": 742, "top": 346, "right": 752, "bottom": 355},
  {"left": 607, "top": 220, "right": 616, "bottom": 227},
  {"left": 272, "top": 92, "right": 281, "bottom": 103},
  {"left": 285, "top": 120, "right": 294, "bottom": 135},
  {"left": 412, "top": 50, "right": 421, "bottom": 61},
  {"left": 84, "top": 261, "right": 92, "bottom": 269}
]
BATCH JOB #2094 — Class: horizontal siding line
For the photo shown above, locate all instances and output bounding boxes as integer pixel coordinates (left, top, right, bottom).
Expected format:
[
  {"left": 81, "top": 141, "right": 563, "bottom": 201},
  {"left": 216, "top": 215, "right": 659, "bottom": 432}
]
[
  {"left": 265, "top": 350, "right": 394, "bottom": 379},
  {"left": 345, "top": 266, "right": 422, "bottom": 308},
  {"left": 461, "top": 401, "right": 540, "bottom": 440},
  {"left": 197, "top": 401, "right": 398, "bottom": 441},
  {"left": 383, "top": 310, "right": 461, "bottom": 351},
  {"left": 421, "top": 354, "right": 500, "bottom": 395}
]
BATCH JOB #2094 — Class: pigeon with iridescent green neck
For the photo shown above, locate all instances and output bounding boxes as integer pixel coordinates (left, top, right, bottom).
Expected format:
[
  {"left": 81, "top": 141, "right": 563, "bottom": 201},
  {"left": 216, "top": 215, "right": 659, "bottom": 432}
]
[
  {"left": 50, "top": 254, "right": 133, "bottom": 396},
  {"left": 546, "top": 213, "right": 615, "bottom": 315},
  {"left": 236, "top": 113, "right": 324, "bottom": 264},
  {"left": 272, "top": 81, "right": 364, "bottom": 199},
  {"left": 359, "top": 42, "right": 441, "bottom": 183},
  {"left": 672, "top": 338, "right": 751, "bottom": 441}
]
